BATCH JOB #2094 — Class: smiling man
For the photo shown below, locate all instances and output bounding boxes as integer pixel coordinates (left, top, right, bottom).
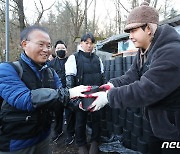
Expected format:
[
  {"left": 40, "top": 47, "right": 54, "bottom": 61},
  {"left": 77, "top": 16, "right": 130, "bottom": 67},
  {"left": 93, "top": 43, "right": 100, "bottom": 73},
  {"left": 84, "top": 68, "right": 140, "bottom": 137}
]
[
  {"left": 23, "top": 30, "right": 52, "bottom": 63},
  {"left": 87, "top": 2, "right": 180, "bottom": 154},
  {"left": 0, "top": 25, "right": 89, "bottom": 153}
]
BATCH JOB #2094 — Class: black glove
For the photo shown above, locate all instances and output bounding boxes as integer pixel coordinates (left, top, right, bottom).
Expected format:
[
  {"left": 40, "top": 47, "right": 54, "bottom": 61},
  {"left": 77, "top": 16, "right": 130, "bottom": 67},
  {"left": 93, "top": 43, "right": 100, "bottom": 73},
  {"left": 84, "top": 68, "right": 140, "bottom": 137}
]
[
  {"left": 67, "top": 98, "right": 81, "bottom": 111},
  {"left": 66, "top": 75, "right": 75, "bottom": 89},
  {"left": 58, "top": 87, "right": 70, "bottom": 106}
]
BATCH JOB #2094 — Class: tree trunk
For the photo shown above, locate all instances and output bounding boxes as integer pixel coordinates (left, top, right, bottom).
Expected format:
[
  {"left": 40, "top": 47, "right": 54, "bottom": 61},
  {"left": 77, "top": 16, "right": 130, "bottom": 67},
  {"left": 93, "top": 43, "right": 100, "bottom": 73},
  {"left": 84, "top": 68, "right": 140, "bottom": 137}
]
[{"left": 13, "top": 0, "right": 26, "bottom": 31}]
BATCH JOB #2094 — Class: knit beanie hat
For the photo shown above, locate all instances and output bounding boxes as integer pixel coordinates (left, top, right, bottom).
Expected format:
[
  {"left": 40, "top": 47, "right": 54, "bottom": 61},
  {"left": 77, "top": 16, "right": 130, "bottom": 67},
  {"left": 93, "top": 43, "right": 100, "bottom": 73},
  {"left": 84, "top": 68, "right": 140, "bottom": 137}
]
[{"left": 124, "top": 1, "right": 159, "bottom": 33}]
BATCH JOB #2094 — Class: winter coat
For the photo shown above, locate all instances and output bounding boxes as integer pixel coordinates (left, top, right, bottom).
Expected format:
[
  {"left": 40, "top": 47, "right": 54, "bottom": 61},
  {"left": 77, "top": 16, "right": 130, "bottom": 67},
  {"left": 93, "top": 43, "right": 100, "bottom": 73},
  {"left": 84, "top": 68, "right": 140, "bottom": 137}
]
[
  {"left": 0, "top": 52, "right": 65, "bottom": 152},
  {"left": 65, "top": 48, "right": 104, "bottom": 86},
  {"left": 108, "top": 24, "right": 180, "bottom": 141}
]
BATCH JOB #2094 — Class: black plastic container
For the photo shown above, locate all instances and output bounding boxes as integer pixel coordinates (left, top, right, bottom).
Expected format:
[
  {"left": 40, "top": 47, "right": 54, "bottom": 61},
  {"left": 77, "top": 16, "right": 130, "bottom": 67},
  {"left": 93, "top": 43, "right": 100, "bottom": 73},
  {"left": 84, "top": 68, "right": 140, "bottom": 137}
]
[
  {"left": 137, "top": 137, "right": 148, "bottom": 154},
  {"left": 115, "top": 56, "right": 123, "bottom": 64},
  {"left": 123, "top": 128, "right": 131, "bottom": 140},
  {"left": 110, "top": 70, "right": 115, "bottom": 79},
  {"left": 113, "top": 124, "right": 123, "bottom": 135},
  {"left": 126, "top": 108, "right": 134, "bottom": 122},
  {"left": 134, "top": 113, "right": 142, "bottom": 127},
  {"left": 133, "top": 125, "right": 143, "bottom": 137},
  {"left": 81, "top": 86, "right": 100, "bottom": 111},
  {"left": 126, "top": 119, "right": 133, "bottom": 131},
  {"left": 131, "top": 132, "right": 138, "bottom": 146},
  {"left": 107, "top": 121, "right": 113, "bottom": 133},
  {"left": 114, "top": 70, "right": 123, "bottom": 77},
  {"left": 105, "top": 71, "right": 110, "bottom": 81}
]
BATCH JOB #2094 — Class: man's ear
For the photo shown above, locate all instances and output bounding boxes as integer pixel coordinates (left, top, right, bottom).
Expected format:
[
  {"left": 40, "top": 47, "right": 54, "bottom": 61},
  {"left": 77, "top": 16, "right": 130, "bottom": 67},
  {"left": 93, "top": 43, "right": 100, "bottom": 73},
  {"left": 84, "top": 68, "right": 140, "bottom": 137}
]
[
  {"left": 146, "top": 25, "right": 151, "bottom": 35},
  {"left": 21, "top": 40, "right": 27, "bottom": 49}
]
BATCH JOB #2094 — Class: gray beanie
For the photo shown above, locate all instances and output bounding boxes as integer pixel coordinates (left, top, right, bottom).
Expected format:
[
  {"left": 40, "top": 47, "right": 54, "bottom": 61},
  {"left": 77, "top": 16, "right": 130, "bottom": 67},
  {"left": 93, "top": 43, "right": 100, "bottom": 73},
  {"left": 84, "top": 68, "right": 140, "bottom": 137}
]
[{"left": 124, "top": 1, "right": 159, "bottom": 33}]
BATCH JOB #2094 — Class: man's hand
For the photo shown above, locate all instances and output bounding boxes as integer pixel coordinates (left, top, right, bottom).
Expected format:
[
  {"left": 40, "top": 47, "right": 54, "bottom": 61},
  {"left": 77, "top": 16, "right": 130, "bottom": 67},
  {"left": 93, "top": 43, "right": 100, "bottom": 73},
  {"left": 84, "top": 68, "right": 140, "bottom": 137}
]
[
  {"left": 87, "top": 91, "right": 108, "bottom": 112},
  {"left": 99, "top": 82, "right": 114, "bottom": 91},
  {"left": 69, "top": 85, "right": 91, "bottom": 99}
]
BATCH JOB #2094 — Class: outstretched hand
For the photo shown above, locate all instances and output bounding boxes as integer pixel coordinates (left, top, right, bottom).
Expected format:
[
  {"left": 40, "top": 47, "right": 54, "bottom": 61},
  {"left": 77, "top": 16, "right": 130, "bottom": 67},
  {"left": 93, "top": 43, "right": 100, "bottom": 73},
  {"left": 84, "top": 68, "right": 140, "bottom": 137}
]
[
  {"left": 69, "top": 85, "right": 91, "bottom": 99},
  {"left": 99, "top": 82, "right": 114, "bottom": 91},
  {"left": 87, "top": 91, "right": 108, "bottom": 112}
]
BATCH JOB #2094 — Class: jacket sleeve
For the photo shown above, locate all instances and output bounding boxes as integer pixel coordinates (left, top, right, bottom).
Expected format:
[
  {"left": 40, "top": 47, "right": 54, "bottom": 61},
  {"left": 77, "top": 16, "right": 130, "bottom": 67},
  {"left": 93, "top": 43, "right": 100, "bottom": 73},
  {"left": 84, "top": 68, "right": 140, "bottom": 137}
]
[
  {"left": 31, "top": 87, "right": 70, "bottom": 108},
  {"left": 65, "top": 55, "right": 77, "bottom": 76},
  {"left": 0, "top": 63, "right": 33, "bottom": 111},
  {"left": 65, "top": 58, "right": 81, "bottom": 110},
  {"left": 108, "top": 46, "right": 180, "bottom": 109},
  {"left": 0, "top": 63, "right": 69, "bottom": 111}
]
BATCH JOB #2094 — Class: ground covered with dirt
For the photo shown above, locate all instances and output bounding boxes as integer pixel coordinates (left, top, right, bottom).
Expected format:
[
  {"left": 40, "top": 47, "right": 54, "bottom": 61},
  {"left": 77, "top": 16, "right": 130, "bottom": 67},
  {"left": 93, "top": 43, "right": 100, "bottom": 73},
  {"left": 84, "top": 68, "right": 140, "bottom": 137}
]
[
  {"left": 49, "top": 126, "right": 139, "bottom": 154},
  {"left": 49, "top": 119, "right": 140, "bottom": 154},
  {"left": 49, "top": 124, "right": 111, "bottom": 154}
]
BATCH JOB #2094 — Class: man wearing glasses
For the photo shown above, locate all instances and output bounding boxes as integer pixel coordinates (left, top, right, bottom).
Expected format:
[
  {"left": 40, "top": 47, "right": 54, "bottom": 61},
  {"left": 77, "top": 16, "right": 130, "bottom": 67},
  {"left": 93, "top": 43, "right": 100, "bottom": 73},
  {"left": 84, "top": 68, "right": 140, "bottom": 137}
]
[{"left": 0, "top": 25, "right": 88, "bottom": 153}]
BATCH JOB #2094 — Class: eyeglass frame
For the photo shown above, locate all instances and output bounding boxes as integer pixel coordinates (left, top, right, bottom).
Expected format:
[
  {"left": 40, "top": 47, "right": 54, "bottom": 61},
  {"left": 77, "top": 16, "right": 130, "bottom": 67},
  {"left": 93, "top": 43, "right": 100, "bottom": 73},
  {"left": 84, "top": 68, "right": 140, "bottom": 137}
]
[{"left": 26, "top": 40, "right": 52, "bottom": 50}]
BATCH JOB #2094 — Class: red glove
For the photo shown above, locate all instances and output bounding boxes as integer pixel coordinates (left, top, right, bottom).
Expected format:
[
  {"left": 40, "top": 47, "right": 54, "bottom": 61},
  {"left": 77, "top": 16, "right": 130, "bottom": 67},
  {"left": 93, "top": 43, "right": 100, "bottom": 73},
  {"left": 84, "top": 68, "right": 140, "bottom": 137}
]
[
  {"left": 99, "top": 82, "right": 114, "bottom": 91},
  {"left": 87, "top": 91, "right": 108, "bottom": 112}
]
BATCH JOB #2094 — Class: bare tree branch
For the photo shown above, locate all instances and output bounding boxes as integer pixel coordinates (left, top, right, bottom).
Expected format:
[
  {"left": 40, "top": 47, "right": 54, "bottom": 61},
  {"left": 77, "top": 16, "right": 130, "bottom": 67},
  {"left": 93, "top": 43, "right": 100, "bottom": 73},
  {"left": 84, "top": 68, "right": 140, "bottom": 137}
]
[
  {"left": 118, "top": 0, "right": 130, "bottom": 13},
  {"left": 0, "top": 0, "right": 18, "bottom": 11},
  {"left": 87, "top": 0, "right": 93, "bottom": 9},
  {"left": 153, "top": 0, "right": 158, "bottom": 8},
  {"left": 34, "top": 0, "right": 55, "bottom": 25},
  {"left": 63, "top": 0, "right": 85, "bottom": 37}
]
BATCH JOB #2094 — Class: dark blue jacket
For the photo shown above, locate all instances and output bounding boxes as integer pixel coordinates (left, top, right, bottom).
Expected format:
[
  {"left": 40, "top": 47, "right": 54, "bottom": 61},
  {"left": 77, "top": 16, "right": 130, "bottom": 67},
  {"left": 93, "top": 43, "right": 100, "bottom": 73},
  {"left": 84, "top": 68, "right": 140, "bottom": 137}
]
[{"left": 0, "top": 52, "right": 62, "bottom": 152}]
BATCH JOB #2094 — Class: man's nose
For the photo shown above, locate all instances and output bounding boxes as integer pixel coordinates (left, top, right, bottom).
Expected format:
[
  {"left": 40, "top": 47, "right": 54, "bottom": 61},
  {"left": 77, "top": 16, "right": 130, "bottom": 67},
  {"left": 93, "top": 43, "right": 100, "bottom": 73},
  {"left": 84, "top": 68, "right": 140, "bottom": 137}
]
[{"left": 129, "top": 33, "right": 133, "bottom": 40}]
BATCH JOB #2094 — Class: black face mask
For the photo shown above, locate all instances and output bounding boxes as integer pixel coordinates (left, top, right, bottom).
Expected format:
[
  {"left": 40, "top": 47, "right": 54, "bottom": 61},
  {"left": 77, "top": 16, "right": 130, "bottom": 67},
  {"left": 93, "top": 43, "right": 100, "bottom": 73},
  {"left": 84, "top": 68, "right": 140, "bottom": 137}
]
[{"left": 56, "top": 50, "right": 66, "bottom": 58}]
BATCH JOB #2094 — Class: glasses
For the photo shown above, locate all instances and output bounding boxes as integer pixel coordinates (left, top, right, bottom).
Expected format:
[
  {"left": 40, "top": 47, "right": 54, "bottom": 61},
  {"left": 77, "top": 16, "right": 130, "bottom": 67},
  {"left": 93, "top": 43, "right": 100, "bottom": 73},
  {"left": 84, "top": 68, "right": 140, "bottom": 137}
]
[{"left": 26, "top": 40, "right": 52, "bottom": 50}]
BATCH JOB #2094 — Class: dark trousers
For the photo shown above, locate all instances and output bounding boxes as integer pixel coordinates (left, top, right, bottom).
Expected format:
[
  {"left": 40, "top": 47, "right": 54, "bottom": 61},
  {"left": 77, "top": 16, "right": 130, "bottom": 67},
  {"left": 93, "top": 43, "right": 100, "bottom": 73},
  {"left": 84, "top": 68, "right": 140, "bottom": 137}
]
[
  {"left": 65, "top": 108, "right": 76, "bottom": 137},
  {"left": 53, "top": 103, "right": 64, "bottom": 134},
  {"left": 75, "top": 110, "right": 100, "bottom": 147}
]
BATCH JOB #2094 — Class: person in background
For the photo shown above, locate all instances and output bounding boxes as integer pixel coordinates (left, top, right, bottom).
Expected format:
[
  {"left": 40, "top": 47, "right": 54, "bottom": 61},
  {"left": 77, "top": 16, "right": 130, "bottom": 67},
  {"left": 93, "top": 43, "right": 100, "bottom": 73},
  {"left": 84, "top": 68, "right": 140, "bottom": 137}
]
[
  {"left": 0, "top": 25, "right": 89, "bottom": 153},
  {"left": 65, "top": 32, "right": 105, "bottom": 154},
  {"left": 49, "top": 40, "right": 69, "bottom": 142},
  {"left": 87, "top": 2, "right": 180, "bottom": 154}
]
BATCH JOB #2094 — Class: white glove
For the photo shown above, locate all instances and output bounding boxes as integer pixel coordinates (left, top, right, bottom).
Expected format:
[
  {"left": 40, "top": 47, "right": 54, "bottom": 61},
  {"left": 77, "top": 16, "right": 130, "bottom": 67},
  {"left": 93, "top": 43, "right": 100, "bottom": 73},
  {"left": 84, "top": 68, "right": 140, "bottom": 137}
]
[
  {"left": 99, "top": 82, "right": 114, "bottom": 91},
  {"left": 87, "top": 91, "right": 108, "bottom": 112},
  {"left": 69, "top": 85, "right": 91, "bottom": 99}
]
